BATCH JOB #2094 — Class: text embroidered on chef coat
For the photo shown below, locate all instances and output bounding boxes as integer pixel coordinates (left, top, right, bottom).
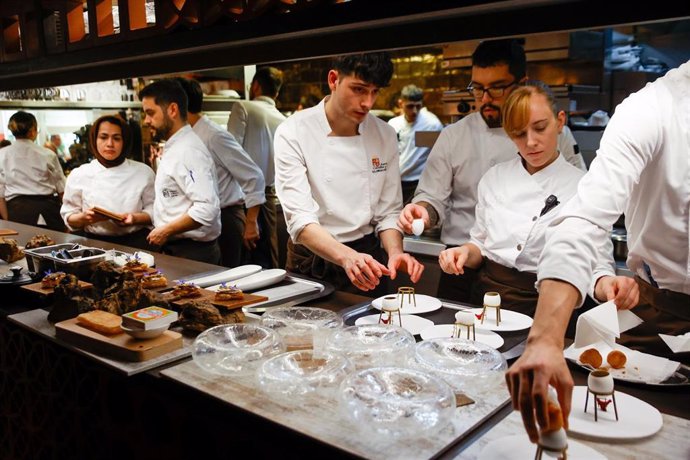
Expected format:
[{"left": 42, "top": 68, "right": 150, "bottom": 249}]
[
  {"left": 371, "top": 156, "right": 388, "bottom": 173},
  {"left": 162, "top": 188, "right": 180, "bottom": 198}
]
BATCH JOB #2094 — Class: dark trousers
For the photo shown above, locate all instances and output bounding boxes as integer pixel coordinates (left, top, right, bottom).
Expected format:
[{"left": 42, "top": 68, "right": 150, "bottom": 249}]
[
  {"left": 401, "top": 180, "right": 418, "bottom": 206},
  {"left": 161, "top": 238, "right": 221, "bottom": 265},
  {"left": 286, "top": 233, "right": 389, "bottom": 298},
  {"left": 83, "top": 228, "right": 154, "bottom": 252},
  {"left": 7, "top": 195, "right": 65, "bottom": 232},
  {"left": 470, "top": 258, "right": 539, "bottom": 317},
  {"left": 243, "top": 187, "right": 278, "bottom": 269},
  {"left": 218, "top": 204, "right": 246, "bottom": 268}
]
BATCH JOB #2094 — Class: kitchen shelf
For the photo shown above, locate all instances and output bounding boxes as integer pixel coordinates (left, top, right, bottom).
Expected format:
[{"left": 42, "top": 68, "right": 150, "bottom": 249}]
[{"left": 0, "top": 100, "right": 141, "bottom": 110}]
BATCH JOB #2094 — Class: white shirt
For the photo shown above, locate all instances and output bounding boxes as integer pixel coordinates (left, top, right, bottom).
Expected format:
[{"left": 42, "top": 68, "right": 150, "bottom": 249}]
[
  {"left": 275, "top": 98, "right": 403, "bottom": 243},
  {"left": 227, "top": 96, "right": 286, "bottom": 187},
  {"left": 192, "top": 115, "right": 266, "bottom": 209},
  {"left": 472, "top": 155, "right": 614, "bottom": 295},
  {"left": 0, "top": 139, "right": 65, "bottom": 200},
  {"left": 388, "top": 108, "right": 443, "bottom": 181},
  {"left": 414, "top": 112, "right": 580, "bottom": 246},
  {"left": 60, "top": 159, "right": 155, "bottom": 236},
  {"left": 153, "top": 125, "right": 221, "bottom": 242},
  {"left": 559, "top": 125, "right": 587, "bottom": 171},
  {"left": 540, "top": 60, "right": 690, "bottom": 300}
]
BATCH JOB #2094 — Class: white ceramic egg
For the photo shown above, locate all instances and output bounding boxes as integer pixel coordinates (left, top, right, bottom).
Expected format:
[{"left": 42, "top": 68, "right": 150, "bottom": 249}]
[
  {"left": 455, "top": 311, "right": 475, "bottom": 325},
  {"left": 538, "top": 427, "right": 568, "bottom": 454},
  {"left": 411, "top": 219, "right": 424, "bottom": 236}
]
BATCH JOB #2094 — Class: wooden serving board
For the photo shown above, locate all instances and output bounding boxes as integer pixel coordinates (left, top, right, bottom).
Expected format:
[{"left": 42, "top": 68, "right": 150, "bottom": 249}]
[
  {"left": 55, "top": 318, "right": 182, "bottom": 362},
  {"left": 0, "top": 228, "right": 19, "bottom": 236},
  {"left": 167, "top": 287, "right": 216, "bottom": 306},
  {"left": 21, "top": 280, "right": 93, "bottom": 296},
  {"left": 210, "top": 293, "right": 268, "bottom": 311}
]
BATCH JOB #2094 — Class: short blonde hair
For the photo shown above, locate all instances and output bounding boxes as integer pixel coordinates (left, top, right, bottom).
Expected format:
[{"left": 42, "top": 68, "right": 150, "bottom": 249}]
[{"left": 502, "top": 85, "right": 558, "bottom": 137}]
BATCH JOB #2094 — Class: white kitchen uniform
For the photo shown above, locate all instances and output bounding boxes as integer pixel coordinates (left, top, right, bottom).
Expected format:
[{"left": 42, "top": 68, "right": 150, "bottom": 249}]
[
  {"left": 388, "top": 108, "right": 443, "bottom": 181},
  {"left": 414, "top": 111, "right": 580, "bottom": 246},
  {"left": 540, "top": 59, "right": 690, "bottom": 300},
  {"left": 472, "top": 155, "right": 613, "bottom": 292},
  {"left": 60, "top": 159, "right": 155, "bottom": 236},
  {"left": 193, "top": 115, "right": 265, "bottom": 209},
  {"left": 153, "top": 125, "right": 221, "bottom": 242},
  {"left": 559, "top": 125, "right": 587, "bottom": 171},
  {"left": 227, "top": 96, "right": 286, "bottom": 187},
  {"left": 275, "top": 98, "right": 402, "bottom": 243},
  {"left": 0, "top": 138, "right": 65, "bottom": 200}
]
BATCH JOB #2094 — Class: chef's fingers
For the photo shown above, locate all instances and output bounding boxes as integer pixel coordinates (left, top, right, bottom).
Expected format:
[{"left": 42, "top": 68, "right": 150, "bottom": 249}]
[
  {"left": 557, "top": 380, "right": 573, "bottom": 430},
  {"left": 518, "top": 369, "right": 539, "bottom": 443},
  {"left": 410, "top": 259, "right": 424, "bottom": 283},
  {"left": 507, "top": 370, "right": 520, "bottom": 409}
]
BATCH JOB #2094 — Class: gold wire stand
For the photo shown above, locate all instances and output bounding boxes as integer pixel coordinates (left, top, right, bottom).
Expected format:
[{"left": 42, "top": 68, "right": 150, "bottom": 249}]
[
  {"left": 585, "top": 389, "right": 619, "bottom": 422},
  {"left": 453, "top": 321, "right": 475, "bottom": 340},
  {"left": 535, "top": 443, "right": 568, "bottom": 460},
  {"left": 378, "top": 304, "right": 402, "bottom": 327},
  {"left": 481, "top": 303, "right": 501, "bottom": 326},
  {"left": 397, "top": 286, "right": 416, "bottom": 309}
]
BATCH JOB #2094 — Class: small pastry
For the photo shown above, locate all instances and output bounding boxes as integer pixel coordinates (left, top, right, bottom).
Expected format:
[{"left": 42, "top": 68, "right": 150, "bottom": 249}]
[
  {"left": 607, "top": 350, "right": 627, "bottom": 369},
  {"left": 579, "top": 348, "right": 603, "bottom": 368},
  {"left": 123, "top": 254, "right": 149, "bottom": 272},
  {"left": 544, "top": 400, "right": 564, "bottom": 433},
  {"left": 141, "top": 271, "right": 168, "bottom": 289},
  {"left": 41, "top": 271, "right": 67, "bottom": 289},
  {"left": 214, "top": 283, "right": 243, "bottom": 302},
  {"left": 171, "top": 281, "right": 202, "bottom": 298}
]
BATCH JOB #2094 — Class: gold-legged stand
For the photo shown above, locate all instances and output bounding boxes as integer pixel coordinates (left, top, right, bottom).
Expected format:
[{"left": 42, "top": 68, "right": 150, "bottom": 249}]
[{"left": 481, "top": 304, "right": 501, "bottom": 326}]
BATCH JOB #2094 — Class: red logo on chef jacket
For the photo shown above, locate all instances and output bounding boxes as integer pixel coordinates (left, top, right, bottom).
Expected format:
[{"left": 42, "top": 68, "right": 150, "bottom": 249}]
[{"left": 371, "top": 156, "right": 387, "bottom": 173}]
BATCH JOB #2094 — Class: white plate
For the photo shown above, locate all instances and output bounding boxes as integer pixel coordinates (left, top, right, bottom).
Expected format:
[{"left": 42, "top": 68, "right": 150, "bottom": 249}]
[
  {"left": 217, "top": 269, "right": 287, "bottom": 292},
  {"left": 419, "top": 324, "right": 505, "bottom": 349},
  {"left": 479, "top": 434, "right": 606, "bottom": 460},
  {"left": 371, "top": 294, "right": 442, "bottom": 314},
  {"left": 355, "top": 314, "right": 434, "bottom": 336},
  {"left": 568, "top": 386, "right": 662, "bottom": 440},
  {"left": 468, "top": 308, "right": 533, "bottom": 332},
  {"left": 178, "top": 264, "right": 262, "bottom": 288}
]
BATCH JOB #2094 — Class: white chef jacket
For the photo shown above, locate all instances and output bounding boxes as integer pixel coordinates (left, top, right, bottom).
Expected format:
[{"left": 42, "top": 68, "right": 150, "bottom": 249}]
[
  {"left": 274, "top": 98, "right": 403, "bottom": 243},
  {"left": 60, "top": 159, "right": 155, "bottom": 236},
  {"left": 559, "top": 125, "right": 587, "bottom": 171},
  {"left": 0, "top": 139, "right": 65, "bottom": 200},
  {"left": 153, "top": 125, "right": 221, "bottom": 242},
  {"left": 388, "top": 108, "right": 443, "bottom": 182},
  {"left": 414, "top": 112, "right": 580, "bottom": 246},
  {"left": 192, "top": 115, "right": 266, "bottom": 209},
  {"left": 227, "top": 96, "right": 286, "bottom": 187},
  {"left": 471, "top": 155, "right": 614, "bottom": 296},
  {"left": 540, "top": 59, "right": 690, "bottom": 300}
]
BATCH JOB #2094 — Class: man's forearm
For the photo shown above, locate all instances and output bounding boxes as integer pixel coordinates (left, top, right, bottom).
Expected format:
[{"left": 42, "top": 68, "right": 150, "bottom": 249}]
[
  {"left": 162, "top": 214, "right": 202, "bottom": 237},
  {"left": 245, "top": 205, "right": 260, "bottom": 226},
  {"left": 528, "top": 279, "right": 580, "bottom": 348},
  {"left": 379, "top": 228, "right": 404, "bottom": 257},
  {"left": 416, "top": 200, "right": 439, "bottom": 227},
  {"left": 296, "top": 223, "right": 353, "bottom": 266}
]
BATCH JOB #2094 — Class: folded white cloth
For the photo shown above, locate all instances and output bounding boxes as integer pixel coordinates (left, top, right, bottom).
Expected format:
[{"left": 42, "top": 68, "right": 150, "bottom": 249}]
[
  {"left": 660, "top": 332, "right": 690, "bottom": 353},
  {"left": 574, "top": 301, "right": 643, "bottom": 349}
]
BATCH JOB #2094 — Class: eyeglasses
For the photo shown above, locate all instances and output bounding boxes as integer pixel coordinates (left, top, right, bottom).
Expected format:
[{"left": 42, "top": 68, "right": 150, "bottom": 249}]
[
  {"left": 404, "top": 102, "right": 423, "bottom": 110},
  {"left": 466, "top": 80, "right": 517, "bottom": 99}
]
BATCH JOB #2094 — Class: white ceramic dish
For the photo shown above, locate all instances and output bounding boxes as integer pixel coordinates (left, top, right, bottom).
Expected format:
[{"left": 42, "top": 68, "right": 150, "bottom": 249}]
[
  {"left": 568, "top": 386, "right": 663, "bottom": 440},
  {"left": 121, "top": 323, "right": 169, "bottom": 340},
  {"left": 370, "top": 294, "right": 442, "bottom": 315},
  {"left": 419, "top": 324, "right": 505, "bottom": 349},
  {"left": 479, "top": 434, "right": 606, "bottom": 460},
  {"left": 223, "top": 269, "right": 287, "bottom": 291},
  {"left": 355, "top": 314, "right": 434, "bottom": 336},
  {"left": 468, "top": 308, "right": 533, "bottom": 332},
  {"left": 180, "top": 264, "right": 262, "bottom": 288}
]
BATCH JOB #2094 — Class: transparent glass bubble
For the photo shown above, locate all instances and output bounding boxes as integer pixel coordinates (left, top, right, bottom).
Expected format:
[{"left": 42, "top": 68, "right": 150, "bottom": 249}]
[
  {"left": 260, "top": 306, "right": 343, "bottom": 351},
  {"left": 326, "top": 324, "right": 415, "bottom": 370},
  {"left": 192, "top": 324, "right": 285, "bottom": 376}
]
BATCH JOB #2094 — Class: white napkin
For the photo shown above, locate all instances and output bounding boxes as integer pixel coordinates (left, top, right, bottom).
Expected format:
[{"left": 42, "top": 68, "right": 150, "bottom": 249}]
[
  {"left": 659, "top": 332, "right": 690, "bottom": 353},
  {"left": 573, "top": 301, "right": 643, "bottom": 348}
]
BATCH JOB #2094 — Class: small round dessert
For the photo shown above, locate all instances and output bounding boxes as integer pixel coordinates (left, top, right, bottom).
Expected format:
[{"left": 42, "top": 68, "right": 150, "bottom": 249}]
[
  {"left": 579, "top": 348, "right": 603, "bottom": 369},
  {"left": 171, "top": 282, "right": 202, "bottom": 298},
  {"left": 41, "top": 271, "right": 67, "bottom": 289},
  {"left": 607, "top": 350, "right": 627, "bottom": 369},
  {"left": 141, "top": 272, "right": 168, "bottom": 289},
  {"left": 214, "top": 284, "right": 243, "bottom": 302}
]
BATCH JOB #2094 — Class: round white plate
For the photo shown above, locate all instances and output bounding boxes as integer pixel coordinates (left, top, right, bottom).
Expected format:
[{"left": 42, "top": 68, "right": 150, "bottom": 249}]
[
  {"left": 371, "top": 294, "right": 442, "bottom": 314},
  {"left": 568, "top": 386, "right": 662, "bottom": 440},
  {"left": 468, "top": 308, "right": 533, "bottom": 332},
  {"left": 479, "top": 434, "right": 605, "bottom": 460},
  {"left": 355, "top": 314, "right": 434, "bottom": 336},
  {"left": 222, "top": 269, "right": 287, "bottom": 292},
  {"left": 419, "top": 324, "right": 505, "bottom": 349},
  {"left": 180, "top": 264, "right": 263, "bottom": 288}
]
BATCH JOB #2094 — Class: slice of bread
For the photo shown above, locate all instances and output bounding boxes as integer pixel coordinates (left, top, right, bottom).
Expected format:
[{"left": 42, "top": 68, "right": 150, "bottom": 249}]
[{"left": 77, "top": 310, "right": 123, "bottom": 335}]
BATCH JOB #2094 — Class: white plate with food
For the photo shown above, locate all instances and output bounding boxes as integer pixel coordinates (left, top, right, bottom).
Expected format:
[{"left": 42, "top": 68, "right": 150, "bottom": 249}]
[
  {"left": 222, "top": 269, "right": 287, "bottom": 292},
  {"left": 355, "top": 314, "right": 434, "bottom": 336},
  {"left": 479, "top": 434, "right": 605, "bottom": 460},
  {"left": 370, "top": 294, "right": 442, "bottom": 314},
  {"left": 419, "top": 324, "right": 505, "bottom": 349},
  {"left": 568, "top": 386, "right": 663, "bottom": 440},
  {"left": 468, "top": 308, "right": 533, "bottom": 332},
  {"left": 179, "top": 264, "right": 262, "bottom": 288}
]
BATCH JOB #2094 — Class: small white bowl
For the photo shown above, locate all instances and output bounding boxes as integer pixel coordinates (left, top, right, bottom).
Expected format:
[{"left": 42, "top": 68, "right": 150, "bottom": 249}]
[{"left": 121, "top": 323, "right": 169, "bottom": 340}]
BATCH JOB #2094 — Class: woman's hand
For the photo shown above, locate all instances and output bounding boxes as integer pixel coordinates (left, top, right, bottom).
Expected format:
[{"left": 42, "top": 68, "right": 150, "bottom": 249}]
[{"left": 438, "top": 246, "right": 470, "bottom": 275}]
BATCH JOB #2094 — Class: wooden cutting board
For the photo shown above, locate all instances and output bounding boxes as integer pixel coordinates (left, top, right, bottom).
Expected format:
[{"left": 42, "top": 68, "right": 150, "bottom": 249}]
[
  {"left": 210, "top": 293, "right": 269, "bottom": 310},
  {"left": 21, "top": 280, "right": 93, "bottom": 296},
  {"left": 0, "top": 228, "right": 19, "bottom": 236},
  {"left": 55, "top": 318, "right": 182, "bottom": 362}
]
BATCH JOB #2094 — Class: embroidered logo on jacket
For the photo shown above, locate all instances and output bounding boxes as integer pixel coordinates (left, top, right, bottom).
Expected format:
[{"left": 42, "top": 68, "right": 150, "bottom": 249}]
[
  {"left": 162, "top": 188, "right": 179, "bottom": 198},
  {"left": 371, "top": 157, "right": 387, "bottom": 173}
]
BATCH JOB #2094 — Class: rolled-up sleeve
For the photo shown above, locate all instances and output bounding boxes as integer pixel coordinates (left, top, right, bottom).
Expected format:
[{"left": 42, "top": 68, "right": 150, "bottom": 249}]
[
  {"left": 373, "top": 130, "right": 403, "bottom": 235},
  {"left": 180, "top": 151, "right": 220, "bottom": 227},
  {"left": 413, "top": 129, "right": 454, "bottom": 225},
  {"left": 469, "top": 175, "right": 489, "bottom": 255},
  {"left": 60, "top": 171, "right": 83, "bottom": 230},
  {"left": 212, "top": 130, "right": 266, "bottom": 208}
]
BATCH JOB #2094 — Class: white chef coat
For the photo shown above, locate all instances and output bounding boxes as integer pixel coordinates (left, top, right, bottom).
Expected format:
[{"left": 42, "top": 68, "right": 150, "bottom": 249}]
[
  {"left": 540, "top": 59, "right": 690, "bottom": 300},
  {"left": 227, "top": 96, "right": 286, "bottom": 187},
  {"left": 472, "top": 155, "right": 614, "bottom": 296},
  {"left": 153, "top": 125, "right": 221, "bottom": 242},
  {"left": 192, "top": 115, "right": 266, "bottom": 209},
  {"left": 414, "top": 112, "right": 580, "bottom": 246},
  {"left": 388, "top": 108, "right": 443, "bottom": 182},
  {"left": 274, "top": 98, "right": 403, "bottom": 243},
  {"left": 60, "top": 159, "right": 155, "bottom": 236},
  {"left": 0, "top": 139, "right": 65, "bottom": 200}
]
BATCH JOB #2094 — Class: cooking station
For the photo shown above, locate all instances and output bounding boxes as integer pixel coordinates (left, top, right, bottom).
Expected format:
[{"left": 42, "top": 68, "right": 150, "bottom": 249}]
[{"left": 1, "top": 220, "right": 688, "bottom": 459}]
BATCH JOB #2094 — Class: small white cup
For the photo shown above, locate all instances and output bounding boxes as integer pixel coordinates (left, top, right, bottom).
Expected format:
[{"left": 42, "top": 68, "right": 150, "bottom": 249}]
[
  {"left": 484, "top": 292, "right": 501, "bottom": 307},
  {"left": 381, "top": 295, "right": 399, "bottom": 311},
  {"left": 455, "top": 311, "right": 475, "bottom": 325},
  {"left": 411, "top": 219, "right": 424, "bottom": 236},
  {"left": 587, "top": 369, "right": 614, "bottom": 394}
]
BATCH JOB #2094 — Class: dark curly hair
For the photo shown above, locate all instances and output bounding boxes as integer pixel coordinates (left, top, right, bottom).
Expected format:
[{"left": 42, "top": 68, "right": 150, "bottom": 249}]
[{"left": 333, "top": 52, "right": 394, "bottom": 88}]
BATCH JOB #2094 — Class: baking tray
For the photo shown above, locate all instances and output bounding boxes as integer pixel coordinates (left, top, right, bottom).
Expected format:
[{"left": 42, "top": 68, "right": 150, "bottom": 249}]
[{"left": 24, "top": 243, "right": 108, "bottom": 280}]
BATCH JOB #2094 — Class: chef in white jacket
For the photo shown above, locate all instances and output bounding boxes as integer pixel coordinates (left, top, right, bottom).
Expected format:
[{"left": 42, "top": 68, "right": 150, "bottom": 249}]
[{"left": 438, "top": 85, "right": 637, "bottom": 316}]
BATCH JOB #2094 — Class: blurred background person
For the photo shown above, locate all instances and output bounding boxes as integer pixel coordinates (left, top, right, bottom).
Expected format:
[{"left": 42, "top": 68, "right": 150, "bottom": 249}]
[
  {"left": 61, "top": 114, "right": 155, "bottom": 250},
  {"left": 0, "top": 111, "right": 65, "bottom": 230}
]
